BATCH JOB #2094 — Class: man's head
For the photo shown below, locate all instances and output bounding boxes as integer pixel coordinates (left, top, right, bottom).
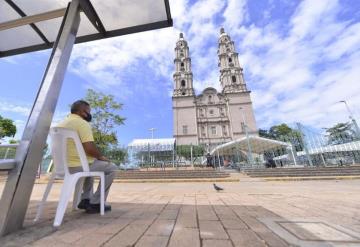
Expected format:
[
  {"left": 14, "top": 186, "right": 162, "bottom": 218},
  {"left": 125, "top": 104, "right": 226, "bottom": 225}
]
[{"left": 71, "top": 100, "right": 92, "bottom": 122}]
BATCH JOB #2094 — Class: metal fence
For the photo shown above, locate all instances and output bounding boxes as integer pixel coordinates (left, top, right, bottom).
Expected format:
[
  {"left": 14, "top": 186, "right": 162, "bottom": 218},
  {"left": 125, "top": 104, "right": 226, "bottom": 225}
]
[
  {"left": 0, "top": 144, "right": 50, "bottom": 175},
  {"left": 253, "top": 122, "right": 360, "bottom": 168},
  {"left": 291, "top": 122, "right": 360, "bottom": 167},
  {"left": 171, "top": 121, "right": 360, "bottom": 170},
  {"left": 3, "top": 120, "right": 360, "bottom": 172},
  {"left": 0, "top": 144, "right": 17, "bottom": 160}
]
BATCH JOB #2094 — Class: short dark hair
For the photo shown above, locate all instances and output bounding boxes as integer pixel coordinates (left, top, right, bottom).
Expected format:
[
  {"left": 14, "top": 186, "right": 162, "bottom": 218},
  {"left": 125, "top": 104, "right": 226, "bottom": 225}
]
[{"left": 71, "top": 100, "right": 90, "bottom": 114}]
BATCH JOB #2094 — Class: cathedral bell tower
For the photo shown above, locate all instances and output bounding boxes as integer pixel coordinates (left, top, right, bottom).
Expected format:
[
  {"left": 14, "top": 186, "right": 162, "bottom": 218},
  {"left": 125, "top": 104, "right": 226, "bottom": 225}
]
[
  {"left": 172, "top": 33, "right": 198, "bottom": 145},
  {"left": 173, "top": 33, "right": 195, "bottom": 97},
  {"left": 218, "top": 28, "right": 247, "bottom": 93}
]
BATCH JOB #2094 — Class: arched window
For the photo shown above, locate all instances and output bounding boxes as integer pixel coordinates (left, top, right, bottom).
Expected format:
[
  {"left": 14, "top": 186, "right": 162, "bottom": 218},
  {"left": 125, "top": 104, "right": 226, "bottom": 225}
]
[
  {"left": 232, "top": 76, "right": 236, "bottom": 83},
  {"left": 181, "top": 80, "right": 186, "bottom": 87},
  {"left": 180, "top": 62, "right": 184, "bottom": 67},
  {"left": 228, "top": 57, "right": 232, "bottom": 63},
  {"left": 208, "top": 95, "right": 212, "bottom": 102}
]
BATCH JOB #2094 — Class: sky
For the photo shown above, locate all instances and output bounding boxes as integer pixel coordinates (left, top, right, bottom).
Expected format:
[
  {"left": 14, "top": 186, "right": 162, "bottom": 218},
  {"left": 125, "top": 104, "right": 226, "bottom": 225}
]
[{"left": 1, "top": 0, "right": 360, "bottom": 145}]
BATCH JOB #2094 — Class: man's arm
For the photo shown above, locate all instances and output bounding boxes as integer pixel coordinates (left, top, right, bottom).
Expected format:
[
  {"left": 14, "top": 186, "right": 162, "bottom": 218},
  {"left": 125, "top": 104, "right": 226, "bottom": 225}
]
[{"left": 82, "top": 142, "right": 109, "bottom": 161}]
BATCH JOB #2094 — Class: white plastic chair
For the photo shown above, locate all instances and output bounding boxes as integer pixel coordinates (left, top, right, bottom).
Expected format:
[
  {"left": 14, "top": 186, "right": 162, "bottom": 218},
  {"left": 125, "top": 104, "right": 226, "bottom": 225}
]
[{"left": 34, "top": 127, "right": 104, "bottom": 227}]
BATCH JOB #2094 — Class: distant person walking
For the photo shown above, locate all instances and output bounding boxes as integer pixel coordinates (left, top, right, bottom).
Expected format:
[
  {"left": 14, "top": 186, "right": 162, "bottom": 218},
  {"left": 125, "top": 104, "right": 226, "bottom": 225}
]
[
  {"left": 57, "top": 100, "right": 117, "bottom": 214},
  {"left": 206, "top": 152, "right": 214, "bottom": 169}
]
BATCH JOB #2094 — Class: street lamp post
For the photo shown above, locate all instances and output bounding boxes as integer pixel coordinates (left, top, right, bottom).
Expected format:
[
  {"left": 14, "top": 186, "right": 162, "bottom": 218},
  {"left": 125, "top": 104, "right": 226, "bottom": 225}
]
[
  {"left": 339, "top": 100, "right": 360, "bottom": 139},
  {"left": 149, "top": 128, "right": 156, "bottom": 139},
  {"left": 239, "top": 107, "right": 254, "bottom": 166}
]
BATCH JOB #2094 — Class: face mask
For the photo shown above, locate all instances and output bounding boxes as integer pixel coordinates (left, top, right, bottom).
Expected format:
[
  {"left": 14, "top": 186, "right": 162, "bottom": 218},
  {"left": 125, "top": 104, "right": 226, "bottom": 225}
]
[{"left": 84, "top": 112, "right": 92, "bottom": 122}]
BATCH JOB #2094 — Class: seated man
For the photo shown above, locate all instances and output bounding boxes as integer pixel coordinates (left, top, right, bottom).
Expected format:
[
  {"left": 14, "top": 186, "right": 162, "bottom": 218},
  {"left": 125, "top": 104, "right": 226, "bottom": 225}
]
[{"left": 57, "top": 100, "right": 117, "bottom": 213}]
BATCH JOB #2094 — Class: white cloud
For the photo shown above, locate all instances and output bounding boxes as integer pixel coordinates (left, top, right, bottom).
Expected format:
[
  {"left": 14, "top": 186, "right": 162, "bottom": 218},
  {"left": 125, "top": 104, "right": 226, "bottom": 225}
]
[
  {"left": 230, "top": 0, "right": 360, "bottom": 130},
  {"left": 223, "top": 0, "right": 247, "bottom": 32},
  {"left": 0, "top": 99, "right": 30, "bottom": 116},
  {"left": 190, "top": 0, "right": 225, "bottom": 21},
  {"left": 60, "top": 0, "right": 360, "bottom": 131},
  {"left": 0, "top": 96, "right": 70, "bottom": 140},
  {"left": 290, "top": 0, "right": 339, "bottom": 40},
  {"left": 68, "top": 0, "right": 228, "bottom": 100},
  {"left": 324, "top": 22, "right": 360, "bottom": 60},
  {"left": 69, "top": 27, "right": 180, "bottom": 98}
]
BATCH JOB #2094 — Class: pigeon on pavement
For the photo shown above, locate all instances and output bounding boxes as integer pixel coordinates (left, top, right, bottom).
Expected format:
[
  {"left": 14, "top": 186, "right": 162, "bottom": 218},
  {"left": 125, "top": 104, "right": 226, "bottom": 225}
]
[{"left": 213, "top": 183, "right": 224, "bottom": 192}]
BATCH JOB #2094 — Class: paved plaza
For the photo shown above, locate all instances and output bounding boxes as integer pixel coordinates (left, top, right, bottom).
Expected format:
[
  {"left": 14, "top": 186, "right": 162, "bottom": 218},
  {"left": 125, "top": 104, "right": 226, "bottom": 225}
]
[{"left": 1, "top": 177, "right": 360, "bottom": 246}]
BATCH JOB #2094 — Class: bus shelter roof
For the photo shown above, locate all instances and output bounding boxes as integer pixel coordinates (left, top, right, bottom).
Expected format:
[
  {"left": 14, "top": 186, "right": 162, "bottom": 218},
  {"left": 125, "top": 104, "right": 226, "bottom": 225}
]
[
  {"left": 210, "top": 136, "right": 291, "bottom": 155},
  {"left": 0, "top": 0, "right": 172, "bottom": 57}
]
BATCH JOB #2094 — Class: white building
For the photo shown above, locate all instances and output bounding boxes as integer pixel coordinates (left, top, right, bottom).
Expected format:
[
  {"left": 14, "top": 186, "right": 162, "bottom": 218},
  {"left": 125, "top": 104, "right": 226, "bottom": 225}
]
[{"left": 172, "top": 28, "right": 258, "bottom": 148}]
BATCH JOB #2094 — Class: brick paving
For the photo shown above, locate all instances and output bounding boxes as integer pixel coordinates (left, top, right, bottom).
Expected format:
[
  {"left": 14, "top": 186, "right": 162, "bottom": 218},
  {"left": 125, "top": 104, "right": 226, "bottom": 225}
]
[{"left": 1, "top": 179, "right": 360, "bottom": 246}]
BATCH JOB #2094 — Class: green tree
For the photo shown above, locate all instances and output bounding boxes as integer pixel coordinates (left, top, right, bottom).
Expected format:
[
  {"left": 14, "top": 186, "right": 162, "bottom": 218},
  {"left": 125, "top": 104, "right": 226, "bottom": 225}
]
[
  {"left": 84, "top": 89, "right": 126, "bottom": 152},
  {"left": 176, "top": 145, "right": 205, "bottom": 162},
  {"left": 259, "top": 124, "right": 303, "bottom": 151},
  {"left": 0, "top": 115, "right": 17, "bottom": 139},
  {"left": 258, "top": 129, "right": 272, "bottom": 139},
  {"left": 325, "top": 122, "right": 355, "bottom": 145},
  {"left": 104, "top": 147, "right": 128, "bottom": 165},
  {"left": 269, "top": 124, "right": 294, "bottom": 139}
]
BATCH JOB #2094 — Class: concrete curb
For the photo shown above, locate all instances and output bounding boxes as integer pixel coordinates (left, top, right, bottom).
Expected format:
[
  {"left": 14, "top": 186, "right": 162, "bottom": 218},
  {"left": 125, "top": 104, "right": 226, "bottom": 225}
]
[
  {"left": 263, "top": 176, "right": 360, "bottom": 181},
  {"left": 113, "top": 178, "right": 240, "bottom": 183},
  {"left": 30, "top": 177, "right": 240, "bottom": 184}
]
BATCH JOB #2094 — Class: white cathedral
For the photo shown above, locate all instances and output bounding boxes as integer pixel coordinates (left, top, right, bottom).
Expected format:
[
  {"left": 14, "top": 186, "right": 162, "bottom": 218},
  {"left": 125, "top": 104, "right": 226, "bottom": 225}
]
[{"left": 172, "top": 28, "right": 258, "bottom": 147}]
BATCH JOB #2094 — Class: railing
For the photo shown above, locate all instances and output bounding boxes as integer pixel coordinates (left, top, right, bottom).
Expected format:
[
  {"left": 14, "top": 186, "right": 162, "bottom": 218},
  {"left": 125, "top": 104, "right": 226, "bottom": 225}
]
[{"left": 0, "top": 144, "right": 18, "bottom": 170}]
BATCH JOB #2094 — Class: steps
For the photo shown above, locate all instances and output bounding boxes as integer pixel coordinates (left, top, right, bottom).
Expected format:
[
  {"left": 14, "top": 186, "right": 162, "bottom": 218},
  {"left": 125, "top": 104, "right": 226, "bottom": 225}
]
[
  {"left": 115, "top": 169, "right": 230, "bottom": 180},
  {"left": 1, "top": 170, "right": 233, "bottom": 183},
  {"left": 243, "top": 165, "right": 360, "bottom": 177}
]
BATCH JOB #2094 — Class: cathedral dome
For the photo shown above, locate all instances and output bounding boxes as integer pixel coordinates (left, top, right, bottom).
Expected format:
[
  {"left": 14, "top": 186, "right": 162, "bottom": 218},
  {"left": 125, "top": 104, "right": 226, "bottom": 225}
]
[{"left": 202, "top": 87, "right": 218, "bottom": 94}]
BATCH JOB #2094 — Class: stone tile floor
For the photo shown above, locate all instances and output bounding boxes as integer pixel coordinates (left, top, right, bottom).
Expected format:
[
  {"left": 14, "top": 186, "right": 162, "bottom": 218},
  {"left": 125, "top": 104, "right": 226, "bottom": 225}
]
[{"left": 1, "top": 178, "right": 360, "bottom": 246}]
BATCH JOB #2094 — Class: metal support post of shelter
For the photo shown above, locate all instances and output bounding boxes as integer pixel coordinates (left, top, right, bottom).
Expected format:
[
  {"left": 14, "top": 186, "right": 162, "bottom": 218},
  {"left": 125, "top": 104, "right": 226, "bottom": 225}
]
[
  {"left": 0, "top": 0, "right": 172, "bottom": 236},
  {"left": 289, "top": 145, "right": 298, "bottom": 166},
  {"left": 351, "top": 119, "right": 360, "bottom": 139},
  {"left": 0, "top": 0, "right": 81, "bottom": 235},
  {"left": 296, "top": 122, "right": 313, "bottom": 167},
  {"left": 244, "top": 126, "right": 254, "bottom": 167},
  {"left": 239, "top": 107, "right": 254, "bottom": 167},
  {"left": 320, "top": 153, "right": 326, "bottom": 166}
]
